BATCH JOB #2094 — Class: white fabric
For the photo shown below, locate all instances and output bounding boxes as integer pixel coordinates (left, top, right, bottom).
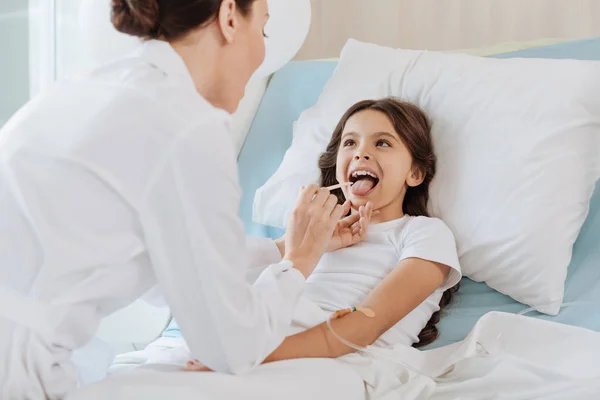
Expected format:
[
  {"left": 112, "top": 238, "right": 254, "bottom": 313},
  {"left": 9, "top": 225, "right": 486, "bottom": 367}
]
[
  {"left": 301, "top": 216, "right": 461, "bottom": 347},
  {"left": 254, "top": 39, "right": 600, "bottom": 315},
  {"left": 0, "top": 39, "right": 306, "bottom": 400},
  {"left": 341, "top": 311, "right": 600, "bottom": 399},
  {"left": 139, "top": 236, "right": 285, "bottom": 308},
  {"left": 95, "top": 311, "right": 600, "bottom": 400},
  {"left": 69, "top": 358, "right": 366, "bottom": 400}
]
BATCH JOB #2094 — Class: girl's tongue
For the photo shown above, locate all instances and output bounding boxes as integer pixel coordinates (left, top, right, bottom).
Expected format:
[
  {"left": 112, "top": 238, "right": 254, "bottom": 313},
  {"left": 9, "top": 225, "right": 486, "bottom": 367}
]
[{"left": 350, "top": 178, "right": 375, "bottom": 196}]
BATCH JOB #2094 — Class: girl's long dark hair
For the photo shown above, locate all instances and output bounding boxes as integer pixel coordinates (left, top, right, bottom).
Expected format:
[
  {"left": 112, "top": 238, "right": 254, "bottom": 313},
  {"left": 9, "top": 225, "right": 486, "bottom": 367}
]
[{"left": 318, "top": 97, "right": 459, "bottom": 348}]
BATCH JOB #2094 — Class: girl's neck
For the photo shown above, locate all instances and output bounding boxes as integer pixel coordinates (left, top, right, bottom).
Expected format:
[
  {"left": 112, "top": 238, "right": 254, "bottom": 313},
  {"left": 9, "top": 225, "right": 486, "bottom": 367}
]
[
  {"left": 353, "top": 199, "right": 406, "bottom": 224},
  {"left": 370, "top": 208, "right": 405, "bottom": 224}
]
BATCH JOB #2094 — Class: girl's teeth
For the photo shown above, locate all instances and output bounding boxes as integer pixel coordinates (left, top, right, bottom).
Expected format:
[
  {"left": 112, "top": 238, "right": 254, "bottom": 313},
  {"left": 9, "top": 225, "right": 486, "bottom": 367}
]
[{"left": 352, "top": 170, "right": 377, "bottom": 178}]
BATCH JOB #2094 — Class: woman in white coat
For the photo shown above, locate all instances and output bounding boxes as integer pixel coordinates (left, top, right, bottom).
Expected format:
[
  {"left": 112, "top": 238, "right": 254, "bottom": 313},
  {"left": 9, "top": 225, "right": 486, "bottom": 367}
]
[{"left": 0, "top": 0, "right": 366, "bottom": 398}]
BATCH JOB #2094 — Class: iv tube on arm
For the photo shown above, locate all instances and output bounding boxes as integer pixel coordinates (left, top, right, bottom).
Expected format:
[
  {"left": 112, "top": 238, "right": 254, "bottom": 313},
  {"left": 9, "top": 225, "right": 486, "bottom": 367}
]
[{"left": 326, "top": 301, "right": 599, "bottom": 379}]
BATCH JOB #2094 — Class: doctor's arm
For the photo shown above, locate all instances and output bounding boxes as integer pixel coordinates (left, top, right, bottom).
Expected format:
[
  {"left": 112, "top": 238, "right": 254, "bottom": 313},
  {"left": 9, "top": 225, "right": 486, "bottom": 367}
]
[
  {"left": 264, "top": 257, "right": 451, "bottom": 362},
  {"left": 141, "top": 122, "right": 343, "bottom": 374},
  {"left": 243, "top": 236, "right": 286, "bottom": 283}
]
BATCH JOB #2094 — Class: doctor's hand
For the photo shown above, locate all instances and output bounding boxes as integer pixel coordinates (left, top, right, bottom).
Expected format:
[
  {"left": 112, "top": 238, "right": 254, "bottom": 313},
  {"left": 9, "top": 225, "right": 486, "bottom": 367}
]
[
  {"left": 326, "top": 201, "right": 375, "bottom": 253},
  {"left": 283, "top": 185, "right": 348, "bottom": 278}
]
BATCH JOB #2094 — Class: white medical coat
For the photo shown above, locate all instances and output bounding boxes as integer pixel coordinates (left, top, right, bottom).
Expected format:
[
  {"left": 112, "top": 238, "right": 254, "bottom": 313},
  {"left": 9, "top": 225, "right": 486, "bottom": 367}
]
[{"left": 0, "top": 40, "right": 305, "bottom": 400}]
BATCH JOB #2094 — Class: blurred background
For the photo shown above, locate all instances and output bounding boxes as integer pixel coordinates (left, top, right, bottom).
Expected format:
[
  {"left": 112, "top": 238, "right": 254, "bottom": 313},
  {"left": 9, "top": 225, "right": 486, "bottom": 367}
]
[
  {"left": 296, "top": 0, "right": 600, "bottom": 59},
  {"left": 3, "top": 0, "right": 600, "bottom": 128},
  {"left": 1, "top": 0, "right": 85, "bottom": 127}
]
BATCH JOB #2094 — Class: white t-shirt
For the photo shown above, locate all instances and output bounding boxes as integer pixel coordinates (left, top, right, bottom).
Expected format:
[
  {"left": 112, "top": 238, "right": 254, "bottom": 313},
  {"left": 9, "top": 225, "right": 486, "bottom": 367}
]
[{"left": 303, "top": 215, "right": 462, "bottom": 347}]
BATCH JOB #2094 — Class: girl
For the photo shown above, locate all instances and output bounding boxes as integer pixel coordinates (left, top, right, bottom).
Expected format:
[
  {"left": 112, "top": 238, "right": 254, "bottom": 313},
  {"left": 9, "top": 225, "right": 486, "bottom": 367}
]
[{"left": 188, "top": 97, "right": 462, "bottom": 370}]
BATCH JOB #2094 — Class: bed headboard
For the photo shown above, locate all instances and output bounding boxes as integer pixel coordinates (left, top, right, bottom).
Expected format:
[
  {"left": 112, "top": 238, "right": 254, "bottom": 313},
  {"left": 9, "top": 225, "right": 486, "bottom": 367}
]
[{"left": 296, "top": 0, "right": 600, "bottom": 59}]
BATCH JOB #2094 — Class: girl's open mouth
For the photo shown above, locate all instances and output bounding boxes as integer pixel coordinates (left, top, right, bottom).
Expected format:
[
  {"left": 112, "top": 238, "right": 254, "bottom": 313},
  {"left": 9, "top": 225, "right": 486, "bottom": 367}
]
[{"left": 348, "top": 170, "right": 379, "bottom": 196}]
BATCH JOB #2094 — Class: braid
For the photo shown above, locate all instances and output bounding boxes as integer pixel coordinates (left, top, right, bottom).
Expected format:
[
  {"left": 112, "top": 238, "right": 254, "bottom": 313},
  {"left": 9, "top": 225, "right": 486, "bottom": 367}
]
[{"left": 413, "top": 283, "right": 460, "bottom": 348}]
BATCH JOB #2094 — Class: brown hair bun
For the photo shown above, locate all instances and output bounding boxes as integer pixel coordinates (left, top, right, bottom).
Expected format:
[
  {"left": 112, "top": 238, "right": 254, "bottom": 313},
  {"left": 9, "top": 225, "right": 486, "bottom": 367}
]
[{"left": 111, "top": 0, "right": 160, "bottom": 39}]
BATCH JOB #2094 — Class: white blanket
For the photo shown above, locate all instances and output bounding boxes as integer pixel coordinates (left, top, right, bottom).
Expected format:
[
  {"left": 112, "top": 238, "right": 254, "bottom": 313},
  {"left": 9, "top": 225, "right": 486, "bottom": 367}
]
[
  {"left": 84, "top": 300, "right": 600, "bottom": 400},
  {"left": 339, "top": 311, "right": 600, "bottom": 399}
]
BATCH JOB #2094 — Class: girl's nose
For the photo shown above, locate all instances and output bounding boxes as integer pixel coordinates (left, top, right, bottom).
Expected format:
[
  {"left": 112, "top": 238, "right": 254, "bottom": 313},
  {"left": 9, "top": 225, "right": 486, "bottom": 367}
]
[{"left": 354, "top": 153, "right": 370, "bottom": 161}]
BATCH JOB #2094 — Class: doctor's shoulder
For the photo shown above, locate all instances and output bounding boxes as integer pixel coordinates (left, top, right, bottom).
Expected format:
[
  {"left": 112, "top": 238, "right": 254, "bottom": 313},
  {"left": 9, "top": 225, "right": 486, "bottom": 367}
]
[
  {"left": 87, "top": 55, "right": 234, "bottom": 147},
  {"left": 81, "top": 57, "right": 209, "bottom": 129}
]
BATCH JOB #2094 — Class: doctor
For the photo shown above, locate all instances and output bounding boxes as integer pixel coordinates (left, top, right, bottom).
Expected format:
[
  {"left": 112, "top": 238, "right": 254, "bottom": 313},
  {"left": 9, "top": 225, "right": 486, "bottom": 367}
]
[{"left": 0, "top": 0, "right": 363, "bottom": 398}]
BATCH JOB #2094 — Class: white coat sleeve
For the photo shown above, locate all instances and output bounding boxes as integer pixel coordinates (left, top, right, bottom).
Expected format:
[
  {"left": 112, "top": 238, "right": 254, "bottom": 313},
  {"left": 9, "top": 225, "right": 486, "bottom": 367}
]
[
  {"left": 140, "top": 121, "right": 304, "bottom": 374},
  {"left": 245, "top": 237, "right": 283, "bottom": 283},
  {"left": 140, "top": 237, "right": 282, "bottom": 305}
]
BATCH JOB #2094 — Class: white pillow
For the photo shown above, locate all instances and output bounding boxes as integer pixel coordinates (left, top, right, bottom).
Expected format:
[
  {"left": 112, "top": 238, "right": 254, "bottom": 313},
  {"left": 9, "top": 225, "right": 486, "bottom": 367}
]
[{"left": 254, "top": 39, "right": 600, "bottom": 315}]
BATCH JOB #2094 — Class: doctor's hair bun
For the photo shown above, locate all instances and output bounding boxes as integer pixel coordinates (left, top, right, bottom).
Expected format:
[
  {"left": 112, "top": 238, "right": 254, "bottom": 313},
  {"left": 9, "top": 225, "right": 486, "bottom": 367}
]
[
  {"left": 112, "top": 0, "right": 258, "bottom": 41},
  {"left": 111, "top": 0, "right": 160, "bottom": 39}
]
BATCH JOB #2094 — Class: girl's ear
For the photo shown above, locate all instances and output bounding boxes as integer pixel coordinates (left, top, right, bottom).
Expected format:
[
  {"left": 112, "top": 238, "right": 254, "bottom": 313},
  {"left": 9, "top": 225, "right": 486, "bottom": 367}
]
[{"left": 406, "top": 165, "right": 426, "bottom": 187}]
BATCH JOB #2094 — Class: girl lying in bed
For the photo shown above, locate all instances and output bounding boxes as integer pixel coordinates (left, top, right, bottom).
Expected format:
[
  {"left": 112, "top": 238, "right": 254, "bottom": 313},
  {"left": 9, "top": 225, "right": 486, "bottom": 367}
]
[{"left": 188, "top": 97, "right": 462, "bottom": 370}]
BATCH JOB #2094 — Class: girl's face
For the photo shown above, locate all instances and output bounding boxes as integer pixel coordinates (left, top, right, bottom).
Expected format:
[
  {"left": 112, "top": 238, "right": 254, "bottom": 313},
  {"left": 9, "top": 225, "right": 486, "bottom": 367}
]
[{"left": 336, "top": 109, "right": 423, "bottom": 221}]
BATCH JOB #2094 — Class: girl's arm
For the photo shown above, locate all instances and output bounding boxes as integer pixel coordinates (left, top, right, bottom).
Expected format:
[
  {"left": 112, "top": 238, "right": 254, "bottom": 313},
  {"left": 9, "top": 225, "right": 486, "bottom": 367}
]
[{"left": 264, "top": 257, "right": 450, "bottom": 362}]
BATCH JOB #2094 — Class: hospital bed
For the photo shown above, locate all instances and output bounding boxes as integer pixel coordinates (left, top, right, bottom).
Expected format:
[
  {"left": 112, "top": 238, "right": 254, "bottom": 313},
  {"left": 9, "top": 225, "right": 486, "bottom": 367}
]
[
  {"left": 214, "top": 36, "right": 600, "bottom": 348},
  {"left": 75, "top": 37, "right": 600, "bottom": 399}
]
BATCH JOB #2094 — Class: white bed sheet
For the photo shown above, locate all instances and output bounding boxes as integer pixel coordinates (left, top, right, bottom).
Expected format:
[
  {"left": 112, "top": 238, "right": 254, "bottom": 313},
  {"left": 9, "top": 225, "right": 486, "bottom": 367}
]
[
  {"left": 69, "top": 309, "right": 600, "bottom": 400},
  {"left": 67, "top": 358, "right": 365, "bottom": 400}
]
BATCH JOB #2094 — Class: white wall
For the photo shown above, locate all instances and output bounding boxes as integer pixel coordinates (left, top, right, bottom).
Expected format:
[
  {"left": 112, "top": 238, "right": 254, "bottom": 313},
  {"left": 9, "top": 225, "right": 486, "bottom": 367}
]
[
  {"left": 297, "top": 0, "right": 600, "bottom": 59},
  {"left": 56, "top": 0, "right": 95, "bottom": 78}
]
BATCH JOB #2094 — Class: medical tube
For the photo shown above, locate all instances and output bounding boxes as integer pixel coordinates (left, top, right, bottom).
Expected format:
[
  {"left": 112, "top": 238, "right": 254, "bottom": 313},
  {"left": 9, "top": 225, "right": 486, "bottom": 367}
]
[
  {"left": 326, "top": 300, "right": 599, "bottom": 379},
  {"left": 325, "top": 317, "right": 435, "bottom": 378}
]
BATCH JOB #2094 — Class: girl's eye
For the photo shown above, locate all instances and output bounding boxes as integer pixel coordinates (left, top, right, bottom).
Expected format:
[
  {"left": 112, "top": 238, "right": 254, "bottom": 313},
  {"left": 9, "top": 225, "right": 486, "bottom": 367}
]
[
  {"left": 376, "top": 140, "right": 391, "bottom": 147},
  {"left": 343, "top": 139, "right": 355, "bottom": 147}
]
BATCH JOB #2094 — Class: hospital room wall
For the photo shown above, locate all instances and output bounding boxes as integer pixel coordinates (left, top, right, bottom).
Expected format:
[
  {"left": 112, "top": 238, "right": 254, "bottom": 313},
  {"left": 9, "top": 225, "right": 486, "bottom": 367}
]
[
  {"left": 296, "top": 0, "right": 600, "bottom": 60},
  {"left": 0, "top": 0, "right": 30, "bottom": 127},
  {"left": 0, "top": 0, "right": 116, "bottom": 129}
]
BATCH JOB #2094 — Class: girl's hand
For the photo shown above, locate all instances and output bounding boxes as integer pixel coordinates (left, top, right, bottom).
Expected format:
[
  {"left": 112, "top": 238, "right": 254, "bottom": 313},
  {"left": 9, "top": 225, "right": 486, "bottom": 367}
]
[
  {"left": 327, "top": 201, "right": 375, "bottom": 253},
  {"left": 283, "top": 185, "right": 348, "bottom": 278}
]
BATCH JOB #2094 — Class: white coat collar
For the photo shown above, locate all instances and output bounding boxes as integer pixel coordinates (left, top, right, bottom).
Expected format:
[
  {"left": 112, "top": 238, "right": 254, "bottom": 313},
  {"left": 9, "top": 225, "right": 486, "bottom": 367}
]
[
  {"left": 135, "top": 39, "right": 233, "bottom": 121},
  {"left": 136, "top": 39, "right": 197, "bottom": 89}
]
